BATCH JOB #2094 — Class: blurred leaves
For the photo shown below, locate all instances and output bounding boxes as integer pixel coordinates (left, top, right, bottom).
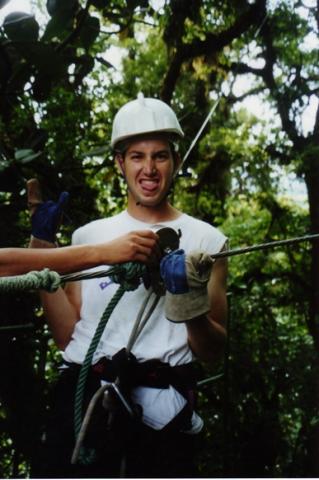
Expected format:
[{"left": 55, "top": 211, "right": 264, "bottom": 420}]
[
  {"left": 3, "top": 12, "right": 39, "bottom": 42},
  {"left": 46, "top": 0, "right": 78, "bottom": 17},
  {"left": 79, "top": 15, "right": 100, "bottom": 50},
  {"left": 14, "top": 149, "right": 42, "bottom": 164}
]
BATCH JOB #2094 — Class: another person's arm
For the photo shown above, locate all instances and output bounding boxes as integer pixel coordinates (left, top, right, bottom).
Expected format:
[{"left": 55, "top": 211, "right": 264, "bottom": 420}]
[{"left": 0, "top": 230, "right": 159, "bottom": 277}]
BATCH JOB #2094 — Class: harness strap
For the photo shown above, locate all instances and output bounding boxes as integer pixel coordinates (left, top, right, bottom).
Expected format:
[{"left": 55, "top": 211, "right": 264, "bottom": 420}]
[{"left": 64, "top": 353, "right": 197, "bottom": 401}]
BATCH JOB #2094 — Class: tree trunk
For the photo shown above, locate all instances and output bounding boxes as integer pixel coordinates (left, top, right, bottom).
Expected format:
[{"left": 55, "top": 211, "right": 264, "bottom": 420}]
[
  {"left": 304, "top": 156, "right": 319, "bottom": 352},
  {"left": 304, "top": 154, "right": 319, "bottom": 476}
]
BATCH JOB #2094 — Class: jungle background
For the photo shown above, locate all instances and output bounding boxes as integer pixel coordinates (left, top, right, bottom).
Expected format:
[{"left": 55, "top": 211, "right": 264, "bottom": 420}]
[{"left": 0, "top": 0, "right": 318, "bottom": 477}]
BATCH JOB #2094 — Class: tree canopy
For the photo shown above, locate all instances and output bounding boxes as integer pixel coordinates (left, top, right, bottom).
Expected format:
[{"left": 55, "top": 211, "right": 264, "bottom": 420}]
[{"left": 0, "top": 0, "right": 318, "bottom": 477}]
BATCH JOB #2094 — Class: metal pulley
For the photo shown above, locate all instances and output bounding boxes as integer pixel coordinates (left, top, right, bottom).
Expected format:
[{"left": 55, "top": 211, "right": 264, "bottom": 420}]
[{"left": 143, "top": 227, "right": 181, "bottom": 295}]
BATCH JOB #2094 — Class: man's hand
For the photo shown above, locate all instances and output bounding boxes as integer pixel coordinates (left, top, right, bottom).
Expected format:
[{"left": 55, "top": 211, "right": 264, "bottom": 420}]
[
  {"left": 160, "top": 250, "right": 214, "bottom": 322},
  {"left": 27, "top": 178, "right": 69, "bottom": 244}
]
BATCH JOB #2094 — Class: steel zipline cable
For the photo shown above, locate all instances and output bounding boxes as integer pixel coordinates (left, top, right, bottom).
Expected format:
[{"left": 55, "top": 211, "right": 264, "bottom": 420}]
[
  {"left": 61, "top": 232, "right": 319, "bottom": 284},
  {"left": 209, "top": 232, "right": 319, "bottom": 260}
]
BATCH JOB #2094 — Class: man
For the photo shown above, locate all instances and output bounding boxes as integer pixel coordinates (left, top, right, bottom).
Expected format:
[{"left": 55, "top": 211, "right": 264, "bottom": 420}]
[{"left": 31, "top": 93, "right": 228, "bottom": 478}]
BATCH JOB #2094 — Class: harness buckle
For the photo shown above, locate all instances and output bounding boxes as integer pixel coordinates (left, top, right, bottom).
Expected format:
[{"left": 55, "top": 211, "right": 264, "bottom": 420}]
[{"left": 103, "top": 382, "right": 135, "bottom": 416}]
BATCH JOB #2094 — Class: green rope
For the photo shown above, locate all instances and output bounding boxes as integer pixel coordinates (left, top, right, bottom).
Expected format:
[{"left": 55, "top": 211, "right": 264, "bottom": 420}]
[
  {"left": 73, "top": 286, "right": 125, "bottom": 438},
  {"left": 0, "top": 263, "right": 144, "bottom": 294},
  {"left": 0, "top": 269, "right": 61, "bottom": 293},
  {"left": 73, "top": 261, "right": 146, "bottom": 463}
]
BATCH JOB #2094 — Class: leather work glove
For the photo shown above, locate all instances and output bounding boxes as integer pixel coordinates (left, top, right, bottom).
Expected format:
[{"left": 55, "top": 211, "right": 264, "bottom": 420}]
[
  {"left": 27, "top": 178, "right": 69, "bottom": 243},
  {"left": 160, "top": 249, "right": 214, "bottom": 322}
]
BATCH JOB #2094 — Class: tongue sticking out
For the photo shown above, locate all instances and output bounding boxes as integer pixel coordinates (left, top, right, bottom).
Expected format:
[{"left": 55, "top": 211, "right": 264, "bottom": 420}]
[{"left": 140, "top": 180, "right": 159, "bottom": 192}]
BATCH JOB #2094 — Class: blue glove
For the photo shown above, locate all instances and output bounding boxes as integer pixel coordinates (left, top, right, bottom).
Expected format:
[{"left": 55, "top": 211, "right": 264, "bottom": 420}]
[
  {"left": 160, "top": 249, "right": 189, "bottom": 294},
  {"left": 160, "top": 250, "right": 214, "bottom": 322},
  {"left": 31, "top": 191, "right": 69, "bottom": 243}
]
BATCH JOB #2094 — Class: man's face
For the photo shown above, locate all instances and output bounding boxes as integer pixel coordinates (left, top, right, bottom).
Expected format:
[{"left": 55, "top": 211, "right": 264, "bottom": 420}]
[{"left": 116, "top": 137, "right": 180, "bottom": 207}]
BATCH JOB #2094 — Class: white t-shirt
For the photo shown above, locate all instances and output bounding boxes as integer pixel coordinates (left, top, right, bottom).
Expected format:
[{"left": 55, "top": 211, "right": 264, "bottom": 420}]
[{"left": 63, "top": 210, "right": 227, "bottom": 430}]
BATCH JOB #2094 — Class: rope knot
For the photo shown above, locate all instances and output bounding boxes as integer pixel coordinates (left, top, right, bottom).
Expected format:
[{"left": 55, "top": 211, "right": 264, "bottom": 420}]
[
  {"left": 0, "top": 268, "right": 61, "bottom": 293},
  {"left": 34, "top": 268, "right": 61, "bottom": 292},
  {"left": 110, "top": 262, "right": 146, "bottom": 291}
]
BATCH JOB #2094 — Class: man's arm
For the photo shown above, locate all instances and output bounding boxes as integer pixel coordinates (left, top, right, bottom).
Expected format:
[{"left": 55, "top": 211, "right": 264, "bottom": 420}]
[
  {"left": 39, "top": 281, "right": 81, "bottom": 350},
  {"left": 186, "top": 256, "right": 228, "bottom": 363},
  {"left": 25, "top": 237, "right": 81, "bottom": 350}
]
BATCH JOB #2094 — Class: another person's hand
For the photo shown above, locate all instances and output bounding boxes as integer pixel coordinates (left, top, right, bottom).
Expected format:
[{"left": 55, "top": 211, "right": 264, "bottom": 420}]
[
  {"left": 95, "top": 230, "right": 160, "bottom": 265},
  {"left": 27, "top": 179, "right": 69, "bottom": 244},
  {"left": 160, "top": 250, "right": 214, "bottom": 322}
]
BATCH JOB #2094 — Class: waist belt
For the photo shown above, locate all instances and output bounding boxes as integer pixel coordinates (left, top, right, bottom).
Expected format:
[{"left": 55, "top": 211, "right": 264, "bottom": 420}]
[{"left": 63, "top": 348, "right": 197, "bottom": 396}]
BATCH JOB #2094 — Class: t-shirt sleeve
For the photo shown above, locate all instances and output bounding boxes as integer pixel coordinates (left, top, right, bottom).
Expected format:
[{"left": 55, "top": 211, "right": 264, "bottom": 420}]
[
  {"left": 71, "top": 226, "right": 84, "bottom": 246},
  {"left": 198, "top": 226, "right": 228, "bottom": 256}
]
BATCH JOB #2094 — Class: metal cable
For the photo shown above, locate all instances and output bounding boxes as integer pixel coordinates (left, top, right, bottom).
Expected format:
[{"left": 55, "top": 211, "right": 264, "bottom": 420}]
[
  {"left": 209, "top": 233, "right": 319, "bottom": 260},
  {"left": 60, "top": 232, "right": 319, "bottom": 285}
]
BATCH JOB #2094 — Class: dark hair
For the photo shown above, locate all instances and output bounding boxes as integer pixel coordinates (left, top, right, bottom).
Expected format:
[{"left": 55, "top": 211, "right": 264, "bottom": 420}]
[{"left": 113, "top": 135, "right": 180, "bottom": 168}]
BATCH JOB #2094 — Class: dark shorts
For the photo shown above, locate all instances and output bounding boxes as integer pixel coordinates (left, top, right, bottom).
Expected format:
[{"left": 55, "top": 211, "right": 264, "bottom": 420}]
[{"left": 31, "top": 365, "right": 201, "bottom": 478}]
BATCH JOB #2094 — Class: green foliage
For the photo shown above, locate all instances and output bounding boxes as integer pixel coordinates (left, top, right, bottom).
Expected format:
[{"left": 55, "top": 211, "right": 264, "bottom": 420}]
[{"left": 196, "top": 195, "right": 315, "bottom": 477}]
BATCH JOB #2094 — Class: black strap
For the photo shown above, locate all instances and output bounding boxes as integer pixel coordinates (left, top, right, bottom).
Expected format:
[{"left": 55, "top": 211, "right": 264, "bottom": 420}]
[
  {"left": 62, "top": 353, "right": 198, "bottom": 433},
  {"left": 62, "top": 350, "right": 197, "bottom": 393}
]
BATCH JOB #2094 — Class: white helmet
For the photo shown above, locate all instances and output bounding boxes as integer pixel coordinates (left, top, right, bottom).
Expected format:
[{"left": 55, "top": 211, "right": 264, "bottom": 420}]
[{"left": 111, "top": 92, "right": 184, "bottom": 148}]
